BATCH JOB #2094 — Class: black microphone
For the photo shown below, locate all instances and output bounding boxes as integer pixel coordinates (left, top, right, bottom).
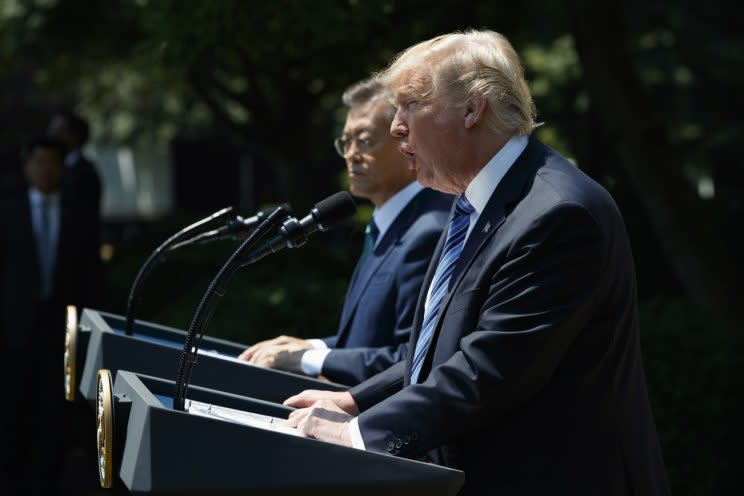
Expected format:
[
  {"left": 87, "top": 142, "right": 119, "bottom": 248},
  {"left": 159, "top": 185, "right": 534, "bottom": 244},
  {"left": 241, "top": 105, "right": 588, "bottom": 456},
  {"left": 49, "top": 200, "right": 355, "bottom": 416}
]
[
  {"left": 123, "top": 206, "right": 234, "bottom": 335},
  {"left": 172, "top": 204, "right": 291, "bottom": 411},
  {"left": 240, "top": 191, "right": 356, "bottom": 266},
  {"left": 176, "top": 203, "right": 293, "bottom": 247}
]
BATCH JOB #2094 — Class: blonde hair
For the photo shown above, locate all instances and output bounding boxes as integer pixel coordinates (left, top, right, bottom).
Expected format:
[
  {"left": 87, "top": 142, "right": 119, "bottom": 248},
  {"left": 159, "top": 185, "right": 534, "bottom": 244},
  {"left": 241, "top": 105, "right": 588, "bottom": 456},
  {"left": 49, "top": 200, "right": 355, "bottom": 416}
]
[{"left": 378, "top": 29, "right": 539, "bottom": 136}]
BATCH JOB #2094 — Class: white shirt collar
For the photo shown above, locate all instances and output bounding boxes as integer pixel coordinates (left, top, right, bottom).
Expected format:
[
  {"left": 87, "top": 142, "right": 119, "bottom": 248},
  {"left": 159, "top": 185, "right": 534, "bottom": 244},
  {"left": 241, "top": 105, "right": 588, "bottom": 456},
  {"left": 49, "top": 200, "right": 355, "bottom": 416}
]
[
  {"left": 372, "top": 181, "right": 425, "bottom": 241},
  {"left": 464, "top": 135, "right": 529, "bottom": 216},
  {"left": 28, "top": 187, "right": 61, "bottom": 206}
]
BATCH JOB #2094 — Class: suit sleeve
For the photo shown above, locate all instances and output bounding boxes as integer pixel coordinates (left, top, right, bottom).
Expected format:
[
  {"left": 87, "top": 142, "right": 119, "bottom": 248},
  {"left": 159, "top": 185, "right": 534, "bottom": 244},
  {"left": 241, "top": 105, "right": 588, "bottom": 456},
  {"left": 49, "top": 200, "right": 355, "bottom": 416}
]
[
  {"left": 318, "top": 335, "right": 339, "bottom": 348},
  {"left": 349, "top": 360, "right": 406, "bottom": 412},
  {"left": 321, "top": 217, "right": 443, "bottom": 384},
  {"left": 320, "top": 343, "right": 408, "bottom": 386},
  {"left": 357, "top": 202, "right": 606, "bottom": 457}
]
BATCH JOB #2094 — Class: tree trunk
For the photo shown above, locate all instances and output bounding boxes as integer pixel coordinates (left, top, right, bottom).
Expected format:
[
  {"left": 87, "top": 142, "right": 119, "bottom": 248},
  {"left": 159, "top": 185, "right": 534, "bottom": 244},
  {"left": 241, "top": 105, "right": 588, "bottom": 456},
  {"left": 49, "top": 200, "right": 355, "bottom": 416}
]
[{"left": 568, "top": 0, "right": 741, "bottom": 329}]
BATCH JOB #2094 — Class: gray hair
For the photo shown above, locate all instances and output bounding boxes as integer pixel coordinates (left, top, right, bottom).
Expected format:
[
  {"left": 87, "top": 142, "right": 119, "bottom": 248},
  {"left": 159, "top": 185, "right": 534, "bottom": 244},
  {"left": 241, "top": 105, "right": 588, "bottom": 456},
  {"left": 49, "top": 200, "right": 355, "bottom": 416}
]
[{"left": 341, "top": 77, "right": 396, "bottom": 122}]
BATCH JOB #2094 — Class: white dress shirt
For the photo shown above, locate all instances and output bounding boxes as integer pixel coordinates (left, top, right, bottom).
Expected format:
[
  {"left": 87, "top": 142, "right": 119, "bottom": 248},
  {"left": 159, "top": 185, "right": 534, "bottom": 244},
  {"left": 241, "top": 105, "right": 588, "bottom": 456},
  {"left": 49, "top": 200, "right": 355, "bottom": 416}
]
[
  {"left": 28, "top": 188, "right": 62, "bottom": 299},
  {"left": 349, "top": 135, "right": 529, "bottom": 450},
  {"left": 300, "top": 181, "right": 425, "bottom": 376}
]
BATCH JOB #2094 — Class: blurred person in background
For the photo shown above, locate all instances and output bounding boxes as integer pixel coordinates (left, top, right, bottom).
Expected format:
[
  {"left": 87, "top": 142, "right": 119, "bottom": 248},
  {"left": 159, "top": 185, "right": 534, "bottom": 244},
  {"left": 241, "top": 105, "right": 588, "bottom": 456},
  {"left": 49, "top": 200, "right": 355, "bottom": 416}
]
[
  {"left": 47, "top": 110, "right": 101, "bottom": 220},
  {"left": 238, "top": 78, "right": 453, "bottom": 385},
  {"left": 0, "top": 137, "right": 101, "bottom": 495}
]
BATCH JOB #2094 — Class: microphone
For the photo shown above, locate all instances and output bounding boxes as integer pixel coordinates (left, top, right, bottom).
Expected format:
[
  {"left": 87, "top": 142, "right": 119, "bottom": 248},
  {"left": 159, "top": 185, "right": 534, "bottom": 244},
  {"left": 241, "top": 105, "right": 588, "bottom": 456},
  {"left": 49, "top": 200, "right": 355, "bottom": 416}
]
[
  {"left": 171, "top": 193, "right": 355, "bottom": 411},
  {"left": 184, "top": 203, "right": 293, "bottom": 246},
  {"left": 123, "top": 206, "right": 234, "bottom": 335},
  {"left": 240, "top": 191, "right": 357, "bottom": 266},
  {"left": 172, "top": 204, "right": 291, "bottom": 411}
]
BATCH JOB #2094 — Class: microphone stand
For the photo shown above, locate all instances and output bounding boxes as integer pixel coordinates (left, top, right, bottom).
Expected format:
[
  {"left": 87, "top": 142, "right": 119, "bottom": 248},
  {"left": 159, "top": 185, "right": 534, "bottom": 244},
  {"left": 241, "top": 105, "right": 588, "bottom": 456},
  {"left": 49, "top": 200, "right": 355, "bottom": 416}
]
[
  {"left": 123, "top": 206, "right": 234, "bottom": 336},
  {"left": 172, "top": 205, "right": 289, "bottom": 412}
]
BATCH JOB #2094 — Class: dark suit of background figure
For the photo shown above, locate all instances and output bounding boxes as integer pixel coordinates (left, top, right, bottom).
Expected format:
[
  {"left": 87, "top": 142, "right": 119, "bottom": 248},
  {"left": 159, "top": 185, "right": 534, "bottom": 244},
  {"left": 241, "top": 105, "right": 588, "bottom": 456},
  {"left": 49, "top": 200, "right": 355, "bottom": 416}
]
[
  {"left": 350, "top": 137, "right": 669, "bottom": 495},
  {"left": 63, "top": 152, "right": 102, "bottom": 249},
  {"left": 317, "top": 188, "right": 452, "bottom": 386},
  {"left": 0, "top": 189, "right": 101, "bottom": 494}
]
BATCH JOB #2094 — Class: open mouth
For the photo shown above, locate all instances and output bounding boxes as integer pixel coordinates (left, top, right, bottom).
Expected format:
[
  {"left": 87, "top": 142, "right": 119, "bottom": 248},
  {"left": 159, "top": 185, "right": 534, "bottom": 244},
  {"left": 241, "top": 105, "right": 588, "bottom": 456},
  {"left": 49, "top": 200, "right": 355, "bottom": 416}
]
[{"left": 399, "top": 143, "right": 415, "bottom": 160}]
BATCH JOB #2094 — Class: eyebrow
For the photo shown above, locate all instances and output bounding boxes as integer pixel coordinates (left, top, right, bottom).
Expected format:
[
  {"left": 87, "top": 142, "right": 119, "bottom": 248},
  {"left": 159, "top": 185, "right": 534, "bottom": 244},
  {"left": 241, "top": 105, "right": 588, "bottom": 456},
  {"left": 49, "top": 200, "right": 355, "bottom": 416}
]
[
  {"left": 341, "top": 127, "right": 374, "bottom": 137},
  {"left": 394, "top": 87, "right": 416, "bottom": 102}
]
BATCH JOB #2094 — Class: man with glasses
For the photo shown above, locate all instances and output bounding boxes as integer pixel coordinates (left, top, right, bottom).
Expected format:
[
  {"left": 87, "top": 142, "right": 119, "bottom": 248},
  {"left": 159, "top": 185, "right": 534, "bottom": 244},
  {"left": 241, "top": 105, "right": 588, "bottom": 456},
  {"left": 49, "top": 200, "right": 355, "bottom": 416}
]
[{"left": 239, "top": 78, "right": 453, "bottom": 386}]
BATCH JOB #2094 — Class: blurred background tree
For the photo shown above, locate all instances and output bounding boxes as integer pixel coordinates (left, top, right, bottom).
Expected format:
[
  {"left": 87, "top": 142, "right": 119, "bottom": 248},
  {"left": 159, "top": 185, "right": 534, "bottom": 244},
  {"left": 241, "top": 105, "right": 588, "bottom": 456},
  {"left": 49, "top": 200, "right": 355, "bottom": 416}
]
[{"left": 0, "top": 0, "right": 741, "bottom": 493}]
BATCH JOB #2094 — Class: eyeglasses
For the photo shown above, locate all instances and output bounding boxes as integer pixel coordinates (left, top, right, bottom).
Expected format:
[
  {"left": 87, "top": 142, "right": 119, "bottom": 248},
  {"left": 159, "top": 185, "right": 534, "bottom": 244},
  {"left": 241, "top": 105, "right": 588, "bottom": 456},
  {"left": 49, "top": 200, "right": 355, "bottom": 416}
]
[{"left": 333, "top": 135, "right": 378, "bottom": 158}]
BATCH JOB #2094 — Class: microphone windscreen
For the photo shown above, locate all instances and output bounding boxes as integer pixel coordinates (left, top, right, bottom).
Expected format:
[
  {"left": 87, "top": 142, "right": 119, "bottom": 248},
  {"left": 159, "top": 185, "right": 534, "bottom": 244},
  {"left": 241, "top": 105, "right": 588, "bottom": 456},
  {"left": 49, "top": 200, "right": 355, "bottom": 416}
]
[{"left": 313, "top": 191, "right": 357, "bottom": 228}]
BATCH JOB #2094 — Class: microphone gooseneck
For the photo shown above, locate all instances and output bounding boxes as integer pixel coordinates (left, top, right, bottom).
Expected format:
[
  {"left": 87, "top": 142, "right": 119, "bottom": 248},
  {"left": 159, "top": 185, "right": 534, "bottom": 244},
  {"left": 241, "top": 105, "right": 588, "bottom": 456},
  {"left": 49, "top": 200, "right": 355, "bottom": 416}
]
[
  {"left": 172, "top": 205, "right": 290, "bottom": 411},
  {"left": 171, "top": 203, "right": 293, "bottom": 249},
  {"left": 171, "top": 192, "right": 356, "bottom": 411},
  {"left": 123, "top": 206, "right": 234, "bottom": 336}
]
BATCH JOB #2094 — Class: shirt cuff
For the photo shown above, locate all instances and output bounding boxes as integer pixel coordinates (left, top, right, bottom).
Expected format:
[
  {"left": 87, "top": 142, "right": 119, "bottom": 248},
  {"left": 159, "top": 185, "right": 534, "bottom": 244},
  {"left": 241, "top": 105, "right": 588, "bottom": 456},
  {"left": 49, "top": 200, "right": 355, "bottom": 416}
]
[
  {"left": 300, "top": 349, "right": 331, "bottom": 376},
  {"left": 306, "top": 339, "right": 329, "bottom": 349},
  {"left": 348, "top": 417, "right": 366, "bottom": 450}
]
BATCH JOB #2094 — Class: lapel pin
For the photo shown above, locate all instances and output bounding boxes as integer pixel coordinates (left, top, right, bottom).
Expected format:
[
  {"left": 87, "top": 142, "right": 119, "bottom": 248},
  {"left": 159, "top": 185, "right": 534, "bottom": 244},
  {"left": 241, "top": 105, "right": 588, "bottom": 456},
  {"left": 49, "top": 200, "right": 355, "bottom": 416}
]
[{"left": 483, "top": 222, "right": 491, "bottom": 234}]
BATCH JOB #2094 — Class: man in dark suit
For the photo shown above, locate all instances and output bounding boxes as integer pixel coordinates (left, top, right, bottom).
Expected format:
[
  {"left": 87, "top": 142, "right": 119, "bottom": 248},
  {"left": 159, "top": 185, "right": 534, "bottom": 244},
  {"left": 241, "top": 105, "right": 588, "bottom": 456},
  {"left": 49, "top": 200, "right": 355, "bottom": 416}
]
[
  {"left": 284, "top": 31, "right": 670, "bottom": 495},
  {"left": 238, "top": 78, "right": 452, "bottom": 385},
  {"left": 0, "top": 137, "right": 101, "bottom": 494},
  {"left": 48, "top": 110, "right": 102, "bottom": 219}
]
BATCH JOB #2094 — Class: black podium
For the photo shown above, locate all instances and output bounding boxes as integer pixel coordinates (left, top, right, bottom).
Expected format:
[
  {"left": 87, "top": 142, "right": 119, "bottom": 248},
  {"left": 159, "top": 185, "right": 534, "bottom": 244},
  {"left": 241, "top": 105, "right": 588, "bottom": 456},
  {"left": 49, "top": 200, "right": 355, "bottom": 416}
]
[
  {"left": 74, "top": 308, "right": 346, "bottom": 406},
  {"left": 97, "top": 370, "right": 464, "bottom": 495}
]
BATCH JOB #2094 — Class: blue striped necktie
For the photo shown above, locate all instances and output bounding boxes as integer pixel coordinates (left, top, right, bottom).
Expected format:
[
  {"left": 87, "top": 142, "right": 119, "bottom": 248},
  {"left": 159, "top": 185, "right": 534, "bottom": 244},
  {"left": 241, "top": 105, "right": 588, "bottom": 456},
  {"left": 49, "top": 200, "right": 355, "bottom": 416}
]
[{"left": 410, "top": 195, "right": 474, "bottom": 383}]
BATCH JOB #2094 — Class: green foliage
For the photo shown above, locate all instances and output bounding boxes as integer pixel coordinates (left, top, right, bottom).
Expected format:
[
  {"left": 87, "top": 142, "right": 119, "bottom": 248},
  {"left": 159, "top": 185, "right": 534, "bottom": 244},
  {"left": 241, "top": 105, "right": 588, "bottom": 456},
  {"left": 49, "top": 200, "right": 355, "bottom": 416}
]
[{"left": 639, "top": 298, "right": 738, "bottom": 494}]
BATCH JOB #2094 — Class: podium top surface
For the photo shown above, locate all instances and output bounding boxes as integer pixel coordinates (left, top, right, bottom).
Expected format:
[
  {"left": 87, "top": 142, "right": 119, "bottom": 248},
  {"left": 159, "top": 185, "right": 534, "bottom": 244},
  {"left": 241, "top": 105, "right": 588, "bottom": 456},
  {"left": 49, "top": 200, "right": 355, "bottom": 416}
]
[
  {"left": 78, "top": 308, "right": 347, "bottom": 387},
  {"left": 81, "top": 308, "right": 246, "bottom": 355},
  {"left": 111, "top": 371, "right": 464, "bottom": 495}
]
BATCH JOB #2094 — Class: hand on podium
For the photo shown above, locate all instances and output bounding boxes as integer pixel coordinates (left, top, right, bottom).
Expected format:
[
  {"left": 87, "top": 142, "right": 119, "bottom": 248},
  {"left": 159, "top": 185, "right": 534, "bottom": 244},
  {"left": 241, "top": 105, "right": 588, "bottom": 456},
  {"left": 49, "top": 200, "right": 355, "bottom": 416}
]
[
  {"left": 284, "top": 390, "right": 359, "bottom": 415},
  {"left": 245, "top": 344, "right": 308, "bottom": 373},
  {"left": 284, "top": 397, "right": 355, "bottom": 447},
  {"left": 238, "top": 335, "right": 311, "bottom": 362}
]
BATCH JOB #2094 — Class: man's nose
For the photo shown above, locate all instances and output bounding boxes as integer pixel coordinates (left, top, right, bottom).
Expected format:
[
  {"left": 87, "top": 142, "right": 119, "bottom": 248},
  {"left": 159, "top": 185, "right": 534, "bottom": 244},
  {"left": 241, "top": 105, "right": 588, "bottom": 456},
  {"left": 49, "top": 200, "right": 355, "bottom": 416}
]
[
  {"left": 390, "top": 109, "right": 407, "bottom": 138},
  {"left": 344, "top": 141, "right": 363, "bottom": 160}
]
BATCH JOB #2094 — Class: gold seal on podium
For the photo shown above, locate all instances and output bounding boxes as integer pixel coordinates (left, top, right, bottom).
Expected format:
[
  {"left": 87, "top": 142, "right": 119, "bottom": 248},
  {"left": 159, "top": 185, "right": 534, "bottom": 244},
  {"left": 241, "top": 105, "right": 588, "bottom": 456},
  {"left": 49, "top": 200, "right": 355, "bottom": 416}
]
[
  {"left": 97, "top": 369, "right": 114, "bottom": 488},
  {"left": 63, "top": 305, "right": 78, "bottom": 402}
]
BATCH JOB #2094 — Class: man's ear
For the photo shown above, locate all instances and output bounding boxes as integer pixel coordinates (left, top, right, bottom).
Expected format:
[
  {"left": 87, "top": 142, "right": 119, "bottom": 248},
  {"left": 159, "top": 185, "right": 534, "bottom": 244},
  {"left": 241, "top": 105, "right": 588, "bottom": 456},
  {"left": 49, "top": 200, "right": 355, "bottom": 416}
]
[{"left": 464, "top": 95, "right": 487, "bottom": 129}]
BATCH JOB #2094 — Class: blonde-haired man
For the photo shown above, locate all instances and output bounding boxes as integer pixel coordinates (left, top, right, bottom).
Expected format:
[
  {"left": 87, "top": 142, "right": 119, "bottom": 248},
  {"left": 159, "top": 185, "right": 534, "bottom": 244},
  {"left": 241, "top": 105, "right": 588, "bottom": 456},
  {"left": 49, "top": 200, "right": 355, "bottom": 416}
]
[{"left": 285, "top": 30, "right": 669, "bottom": 496}]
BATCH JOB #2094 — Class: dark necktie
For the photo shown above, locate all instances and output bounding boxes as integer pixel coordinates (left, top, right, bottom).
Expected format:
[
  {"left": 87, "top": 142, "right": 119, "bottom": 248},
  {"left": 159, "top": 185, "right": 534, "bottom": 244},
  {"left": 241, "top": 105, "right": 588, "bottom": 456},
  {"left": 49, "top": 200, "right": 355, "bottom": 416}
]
[
  {"left": 358, "top": 218, "right": 380, "bottom": 270},
  {"left": 410, "top": 195, "right": 474, "bottom": 383}
]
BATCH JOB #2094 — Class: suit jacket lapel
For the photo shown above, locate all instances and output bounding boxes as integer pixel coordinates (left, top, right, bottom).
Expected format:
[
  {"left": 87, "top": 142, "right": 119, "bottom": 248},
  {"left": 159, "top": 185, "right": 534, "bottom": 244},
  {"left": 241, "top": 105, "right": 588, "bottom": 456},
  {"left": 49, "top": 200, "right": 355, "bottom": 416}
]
[
  {"left": 19, "top": 193, "right": 42, "bottom": 295},
  {"left": 336, "top": 190, "right": 428, "bottom": 342},
  {"left": 416, "top": 136, "right": 547, "bottom": 374},
  {"left": 337, "top": 245, "right": 395, "bottom": 336}
]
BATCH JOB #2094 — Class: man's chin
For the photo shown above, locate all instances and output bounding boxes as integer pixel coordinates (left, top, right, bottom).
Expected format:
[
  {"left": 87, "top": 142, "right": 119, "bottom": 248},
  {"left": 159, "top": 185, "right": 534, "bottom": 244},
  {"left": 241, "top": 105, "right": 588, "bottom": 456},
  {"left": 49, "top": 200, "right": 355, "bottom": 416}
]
[
  {"left": 414, "top": 168, "right": 433, "bottom": 189},
  {"left": 349, "top": 184, "right": 371, "bottom": 200}
]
